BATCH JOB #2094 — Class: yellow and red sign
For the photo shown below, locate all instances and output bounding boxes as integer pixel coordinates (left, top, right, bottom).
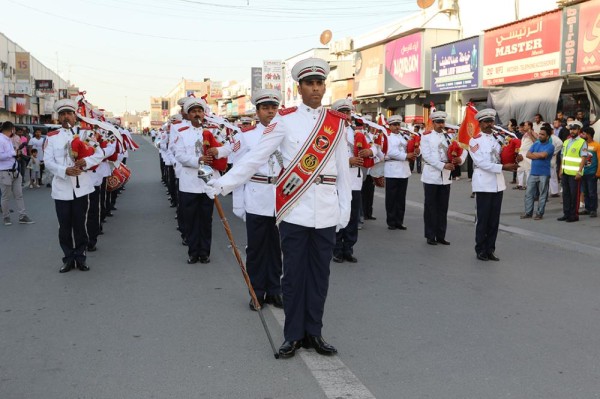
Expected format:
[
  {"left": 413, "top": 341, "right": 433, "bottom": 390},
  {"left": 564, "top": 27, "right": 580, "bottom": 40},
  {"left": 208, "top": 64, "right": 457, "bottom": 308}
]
[{"left": 483, "top": 11, "right": 561, "bottom": 86}]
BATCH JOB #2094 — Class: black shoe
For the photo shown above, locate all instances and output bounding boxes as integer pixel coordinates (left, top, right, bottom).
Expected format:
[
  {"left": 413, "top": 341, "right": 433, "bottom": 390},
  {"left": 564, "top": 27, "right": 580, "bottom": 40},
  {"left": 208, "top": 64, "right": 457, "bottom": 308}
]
[
  {"left": 580, "top": 209, "right": 590, "bottom": 215},
  {"left": 110, "top": 207, "right": 117, "bottom": 211},
  {"left": 264, "top": 294, "right": 284, "bottom": 308},
  {"left": 182, "top": 238, "right": 188, "bottom": 246},
  {"left": 427, "top": 238, "right": 437, "bottom": 245},
  {"left": 302, "top": 335, "right": 337, "bottom": 356},
  {"left": 106, "top": 212, "right": 114, "bottom": 217},
  {"left": 477, "top": 252, "right": 489, "bottom": 261},
  {"left": 199, "top": 256, "right": 210, "bottom": 264},
  {"left": 332, "top": 255, "right": 344, "bottom": 263},
  {"left": 343, "top": 254, "right": 357, "bottom": 263},
  {"left": 249, "top": 297, "right": 265, "bottom": 311},
  {"left": 187, "top": 256, "right": 199, "bottom": 264},
  {"left": 487, "top": 253, "right": 500, "bottom": 261},
  {"left": 59, "top": 261, "right": 74, "bottom": 273},
  {"left": 436, "top": 238, "right": 451, "bottom": 245},
  {"left": 87, "top": 245, "right": 97, "bottom": 252},
  {"left": 365, "top": 216, "right": 377, "bottom": 220},
  {"left": 566, "top": 217, "right": 579, "bottom": 223},
  {"left": 76, "top": 261, "right": 90, "bottom": 271},
  {"left": 169, "top": 203, "right": 177, "bottom": 208},
  {"left": 98, "top": 230, "right": 104, "bottom": 235},
  {"left": 46, "top": 183, "right": 51, "bottom": 187},
  {"left": 387, "top": 225, "right": 397, "bottom": 230},
  {"left": 557, "top": 216, "right": 568, "bottom": 221},
  {"left": 278, "top": 340, "right": 302, "bottom": 358},
  {"left": 396, "top": 225, "right": 407, "bottom": 230}
]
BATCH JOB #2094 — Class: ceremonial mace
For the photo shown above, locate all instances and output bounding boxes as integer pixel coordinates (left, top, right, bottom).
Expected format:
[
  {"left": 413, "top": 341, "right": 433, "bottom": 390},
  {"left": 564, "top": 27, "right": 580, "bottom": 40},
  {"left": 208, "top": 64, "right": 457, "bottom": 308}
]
[{"left": 197, "top": 165, "right": 280, "bottom": 359}]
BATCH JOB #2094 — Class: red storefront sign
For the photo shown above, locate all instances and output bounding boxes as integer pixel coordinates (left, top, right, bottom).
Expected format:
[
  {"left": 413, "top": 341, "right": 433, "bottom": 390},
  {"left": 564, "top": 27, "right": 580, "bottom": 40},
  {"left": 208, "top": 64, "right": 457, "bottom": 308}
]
[
  {"left": 483, "top": 10, "right": 561, "bottom": 86},
  {"left": 562, "top": 1, "right": 600, "bottom": 75}
]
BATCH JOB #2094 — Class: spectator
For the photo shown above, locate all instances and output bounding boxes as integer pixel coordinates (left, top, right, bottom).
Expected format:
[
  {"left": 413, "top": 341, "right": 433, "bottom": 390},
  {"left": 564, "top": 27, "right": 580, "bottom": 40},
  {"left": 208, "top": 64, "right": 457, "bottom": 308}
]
[
  {"left": 548, "top": 122, "right": 563, "bottom": 198},
  {"left": 556, "top": 111, "right": 567, "bottom": 127},
  {"left": 558, "top": 120, "right": 587, "bottom": 223},
  {"left": 553, "top": 118, "right": 569, "bottom": 142},
  {"left": 579, "top": 127, "right": 599, "bottom": 218},
  {"left": 520, "top": 125, "right": 554, "bottom": 220},
  {"left": 27, "top": 148, "right": 41, "bottom": 188},
  {"left": 576, "top": 110, "right": 590, "bottom": 128},
  {"left": 15, "top": 127, "right": 29, "bottom": 185},
  {"left": 532, "top": 113, "right": 544, "bottom": 133},
  {"left": 515, "top": 121, "right": 535, "bottom": 190},
  {"left": 0, "top": 121, "right": 34, "bottom": 225},
  {"left": 27, "top": 129, "right": 45, "bottom": 186}
]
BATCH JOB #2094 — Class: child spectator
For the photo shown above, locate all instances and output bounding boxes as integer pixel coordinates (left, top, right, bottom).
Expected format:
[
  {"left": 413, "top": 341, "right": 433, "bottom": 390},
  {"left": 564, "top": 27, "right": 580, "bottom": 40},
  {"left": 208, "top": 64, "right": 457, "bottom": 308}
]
[{"left": 27, "top": 148, "right": 41, "bottom": 188}]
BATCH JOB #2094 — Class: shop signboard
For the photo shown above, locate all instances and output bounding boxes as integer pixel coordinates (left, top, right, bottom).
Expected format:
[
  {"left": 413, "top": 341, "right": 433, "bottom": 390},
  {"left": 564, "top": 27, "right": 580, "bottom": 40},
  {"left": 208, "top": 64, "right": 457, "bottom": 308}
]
[
  {"left": 562, "top": 1, "right": 600, "bottom": 75},
  {"left": 483, "top": 10, "right": 561, "bottom": 86},
  {"left": 251, "top": 67, "right": 263, "bottom": 96},
  {"left": 384, "top": 32, "right": 423, "bottom": 92},
  {"left": 15, "top": 52, "right": 30, "bottom": 81},
  {"left": 262, "top": 60, "right": 283, "bottom": 91},
  {"left": 431, "top": 36, "right": 480, "bottom": 93},
  {"left": 354, "top": 45, "right": 384, "bottom": 97}
]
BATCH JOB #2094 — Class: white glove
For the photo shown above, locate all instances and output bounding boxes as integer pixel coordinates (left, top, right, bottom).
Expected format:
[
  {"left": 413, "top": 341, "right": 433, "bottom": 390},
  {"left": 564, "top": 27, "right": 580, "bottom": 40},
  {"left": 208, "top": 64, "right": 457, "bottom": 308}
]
[
  {"left": 204, "top": 186, "right": 217, "bottom": 199},
  {"left": 205, "top": 178, "right": 223, "bottom": 199}
]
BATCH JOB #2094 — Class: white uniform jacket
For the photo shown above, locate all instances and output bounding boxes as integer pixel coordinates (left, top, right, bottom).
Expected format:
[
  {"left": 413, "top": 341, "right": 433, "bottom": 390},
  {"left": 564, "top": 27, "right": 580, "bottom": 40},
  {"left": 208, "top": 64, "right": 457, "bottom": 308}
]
[
  {"left": 420, "top": 130, "right": 467, "bottom": 185},
  {"left": 469, "top": 133, "right": 506, "bottom": 193},
  {"left": 216, "top": 106, "right": 352, "bottom": 230},
  {"left": 170, "top": 121, "right": 188, "bottom": 178},
  {"left": 79, "top": 130, "right": 104, "bottom": 187},
  {"left": 44, "top": 128, "right": 105, "bottom": 200},
  {"left": 228, "top": 123, "right": 282, "bottom": 219},
  {"left": 384, "top": 132, "right": 412, "bottom": 178},
  {"left": 97, "top": 139, "right": 117, "bottom": 179},
  {"left": 159, "top": 130, "right": 172, "bottom": 166},
  {"left": 172, "top": 125, "right": 211, "bottom": 194},
  {"left": 344, "top": 126, "right": 372, "bottom": 191}
]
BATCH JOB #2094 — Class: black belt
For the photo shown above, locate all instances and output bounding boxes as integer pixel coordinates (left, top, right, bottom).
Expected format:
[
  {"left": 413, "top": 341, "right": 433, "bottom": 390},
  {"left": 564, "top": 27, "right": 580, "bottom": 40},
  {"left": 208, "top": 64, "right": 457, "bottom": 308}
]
[{"left": 250, "top": 174, "right": 278, "bottom": 184}]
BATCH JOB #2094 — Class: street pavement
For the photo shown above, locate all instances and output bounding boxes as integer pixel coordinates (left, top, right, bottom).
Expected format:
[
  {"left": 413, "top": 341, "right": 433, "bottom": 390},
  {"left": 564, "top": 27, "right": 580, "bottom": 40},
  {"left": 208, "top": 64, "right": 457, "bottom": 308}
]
[{"left": 2, "top": 137, "right": 600, "bottom": 399}]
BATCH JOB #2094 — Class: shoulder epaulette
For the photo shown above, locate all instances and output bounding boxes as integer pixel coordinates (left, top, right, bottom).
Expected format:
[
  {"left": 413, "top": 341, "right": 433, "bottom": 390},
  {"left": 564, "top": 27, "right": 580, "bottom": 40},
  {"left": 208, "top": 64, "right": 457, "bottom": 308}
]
[
  {"left": 241, "top": 125, "right": 256, "bottom": 133},
  {"left": 472, "top": 133, "right": 482, "bottom": 139},
  {"left": 423, "top": 130, "right": 432, "bottom": 135},
  {"left": 47, "top": 130, "right": 59, "bottom": 137},
  {"left": 327, "top": 108, "right": 348, "bottom": 120},
  {"left": 278, "top": 106, "right": 298, "bottom": 116},
  {"left": 178, "top": 126, "right": 189, "bottom": 132}
]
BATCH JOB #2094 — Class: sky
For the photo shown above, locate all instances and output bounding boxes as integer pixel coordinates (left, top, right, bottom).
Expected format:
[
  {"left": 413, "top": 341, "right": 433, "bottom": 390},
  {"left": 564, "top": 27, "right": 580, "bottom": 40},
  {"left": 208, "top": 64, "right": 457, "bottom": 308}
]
[{"left": 2, "top": 0, "right": 424, "bottom": 115}]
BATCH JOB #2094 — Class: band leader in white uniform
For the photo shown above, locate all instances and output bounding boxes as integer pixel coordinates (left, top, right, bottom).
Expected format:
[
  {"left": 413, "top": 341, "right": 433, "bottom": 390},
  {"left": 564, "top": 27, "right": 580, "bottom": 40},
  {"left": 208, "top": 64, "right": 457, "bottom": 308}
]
[{"left": 209, "top": 58, "right": 351, "bottom": 359}]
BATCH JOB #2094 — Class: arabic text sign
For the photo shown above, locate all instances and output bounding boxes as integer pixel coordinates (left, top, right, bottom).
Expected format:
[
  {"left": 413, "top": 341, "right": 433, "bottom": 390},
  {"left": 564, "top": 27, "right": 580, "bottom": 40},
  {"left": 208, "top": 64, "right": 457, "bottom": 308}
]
[
  {"left": 483, "top": 10, "right": 561, "bottom": 86},
  {"left": 562, "top": 1, "right": 600, "bottom": 75},
  {"left": 431, "top": 37, "right": 479, "bottom": 93},
  {"left": 384, "top": 32, "right": 422, "bottom": 92}
]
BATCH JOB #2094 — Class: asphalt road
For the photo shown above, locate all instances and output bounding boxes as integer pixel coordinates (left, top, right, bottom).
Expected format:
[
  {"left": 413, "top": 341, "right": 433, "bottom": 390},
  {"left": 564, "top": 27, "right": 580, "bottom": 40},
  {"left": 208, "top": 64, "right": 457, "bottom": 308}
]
[{"left": 2, "top": 136, "right": 600, "bottom": 399}]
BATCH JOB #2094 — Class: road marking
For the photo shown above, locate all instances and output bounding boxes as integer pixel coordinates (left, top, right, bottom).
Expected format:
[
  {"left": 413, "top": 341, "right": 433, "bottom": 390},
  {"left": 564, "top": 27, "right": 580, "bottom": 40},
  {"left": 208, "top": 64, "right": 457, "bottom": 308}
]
[
  {"left": 374, "top": 192, "right": 600, "bottom": 257},
  {"left": 270, "top": 308, "right": 376, "bottom": 399}
]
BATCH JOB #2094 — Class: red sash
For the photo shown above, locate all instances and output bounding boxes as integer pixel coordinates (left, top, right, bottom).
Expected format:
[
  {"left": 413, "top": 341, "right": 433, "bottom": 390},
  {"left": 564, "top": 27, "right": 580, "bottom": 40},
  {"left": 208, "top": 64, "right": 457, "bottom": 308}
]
[{"left": 275, "top": 110, "right": 345, "bottom": 224}]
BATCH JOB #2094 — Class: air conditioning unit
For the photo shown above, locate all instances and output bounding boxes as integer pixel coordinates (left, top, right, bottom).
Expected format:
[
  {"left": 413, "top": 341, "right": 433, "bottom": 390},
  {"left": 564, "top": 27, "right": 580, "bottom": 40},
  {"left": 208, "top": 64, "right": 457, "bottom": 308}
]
[{"left": 438, "top": 0, "right": 457, "bottom": 13}]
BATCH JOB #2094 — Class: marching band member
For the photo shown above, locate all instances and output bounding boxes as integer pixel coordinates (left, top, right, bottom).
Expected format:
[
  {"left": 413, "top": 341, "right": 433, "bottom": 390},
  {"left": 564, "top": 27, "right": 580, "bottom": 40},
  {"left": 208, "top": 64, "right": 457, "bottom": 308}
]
[
  {"left": 221, "top": 88, "right": 284, "bottom": 311},
  {"left": 469, "top": 108, "right": 518, "bottom": 261},
  {"left": 44, "top": 99, "right": 105, "bottom": 273},
  {"left": 359, "top": 115, "right": 377, "bottom": 221},
  {"left": 332, "top": 98, "right": 372, "bottom": 263},
  {"left": 420, "top": 111, "right": 467, "bottom": 245},
  {"left": 208, "top": 58, "right": 351, "bottom": 359},
  {"left": 172, "top": 98, "right": 221, "bottom": 264},
  {"left": 171, "top": 98, "right": 190, "bottom": 242},
  {"left": 384, "top": 115, "right": 413, "bottom": 230}
]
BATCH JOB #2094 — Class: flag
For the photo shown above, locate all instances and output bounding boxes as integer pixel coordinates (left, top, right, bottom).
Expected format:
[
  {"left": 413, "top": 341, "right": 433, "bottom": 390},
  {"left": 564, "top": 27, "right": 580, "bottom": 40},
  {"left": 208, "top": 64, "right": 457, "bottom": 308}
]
[
  {"left": 458, "top": 103, "right": 479, "bottom": 148},
  {"left": 377, "top": 113, "right": 387, "bottom": 127}
]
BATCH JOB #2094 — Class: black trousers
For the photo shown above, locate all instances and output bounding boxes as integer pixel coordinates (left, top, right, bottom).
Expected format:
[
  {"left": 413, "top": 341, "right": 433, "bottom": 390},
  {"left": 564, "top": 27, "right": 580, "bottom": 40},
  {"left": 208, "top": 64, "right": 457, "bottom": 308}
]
[
  {"left": 361, "top": 175, "right": 375, "bottom": 218},
  {"left": 55, "top": 195, "right": 89, "bottom": 264},
  {"left": 561, "top": 174, "right": 580, "bottom": 219},
  {"left": 179, "top": 191, "right": 213, "bottom": 258},
  {"left": 385, "top": 177, "right": 408, "bottom": 227},
  {"left": 160, "top": 155, "right": 166, "bottom": 183},
  {"left": 167, "top": 166, "right": 176, "bottom": 205},
  {"left": 177, "top": 187, "right": 185, "bottom": 239},
  {"left": 423, "top": 183, "right": 451, "bottom": 240},
  {"left": 279, "top": 222, "right": 336, "bottom": 342},
  {"left": 245, "top": 213, "right": 282, "bottom": 298},
  {"left": 86, "top": 185, "right": 101, "bottom": 247},
  {"left": 475, "top": 191, "right": 503, "bottom": 255},
  {"left": 100, "top": 177, "right": 108, "bottom": 222},
  {"left": 334, "top": 190, "right": 361, "bottom": 257}
]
